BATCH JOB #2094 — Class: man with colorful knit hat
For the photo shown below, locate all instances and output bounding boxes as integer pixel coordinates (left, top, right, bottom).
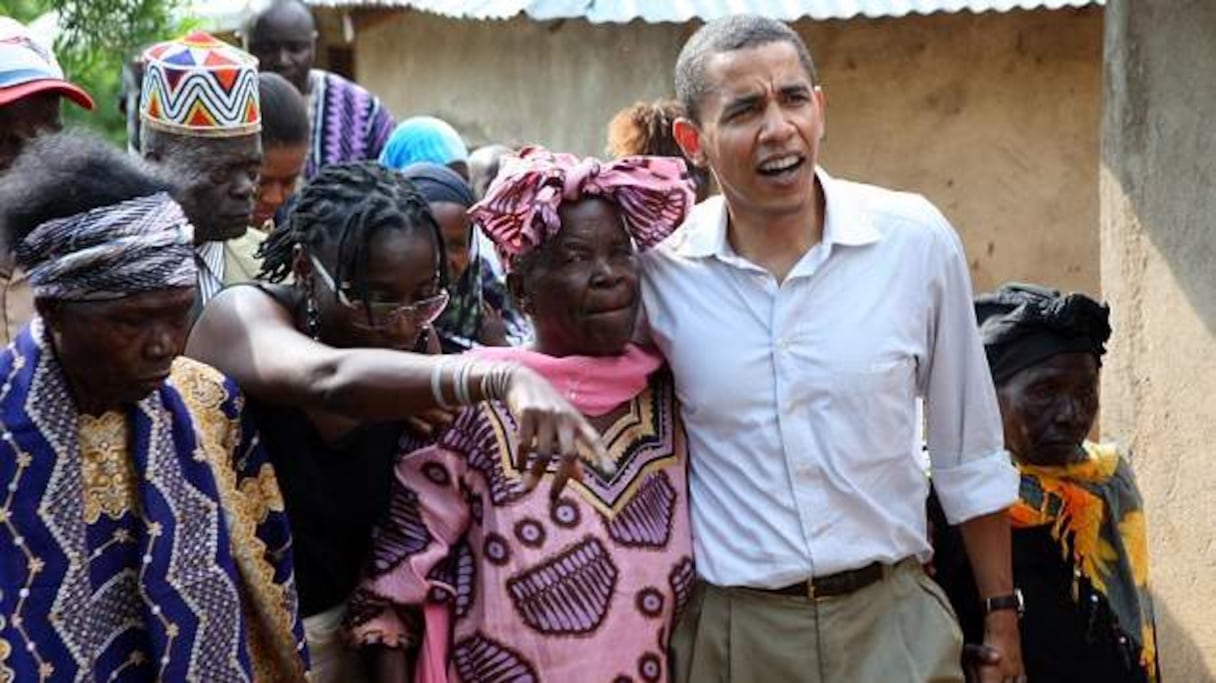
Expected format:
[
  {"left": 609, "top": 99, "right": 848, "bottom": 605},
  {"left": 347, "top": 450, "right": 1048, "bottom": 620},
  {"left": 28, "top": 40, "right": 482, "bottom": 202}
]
[
  {"left": 139, "top": 31, "right": 266, "bottom": 311},
  {"left": 0, "top": 17, "right": 95, "bottom": 345}
]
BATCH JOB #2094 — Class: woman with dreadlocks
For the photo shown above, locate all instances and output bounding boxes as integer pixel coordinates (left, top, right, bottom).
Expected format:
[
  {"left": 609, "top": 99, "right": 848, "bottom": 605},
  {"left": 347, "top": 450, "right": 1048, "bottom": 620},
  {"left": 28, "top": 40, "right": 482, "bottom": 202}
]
[{"left": 186, "top": 161, "right": 609, "bottom": 683}]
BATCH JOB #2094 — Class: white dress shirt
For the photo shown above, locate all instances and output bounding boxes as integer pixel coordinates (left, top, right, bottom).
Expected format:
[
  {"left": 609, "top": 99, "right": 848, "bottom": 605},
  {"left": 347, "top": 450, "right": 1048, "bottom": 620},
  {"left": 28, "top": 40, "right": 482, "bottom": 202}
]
[{"left": 640, "top": 169, "right": 1018, "bottom": 588}]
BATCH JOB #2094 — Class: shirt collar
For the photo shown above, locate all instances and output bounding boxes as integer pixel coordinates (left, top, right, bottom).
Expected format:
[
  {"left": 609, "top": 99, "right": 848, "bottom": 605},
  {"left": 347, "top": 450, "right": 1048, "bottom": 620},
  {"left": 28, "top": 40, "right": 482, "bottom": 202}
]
[
  {"left": 675, "top": 167, "right": 882, "bottom": 260},
  {"left": 195, "top": 240, "right": 225, "bottom": 277}
]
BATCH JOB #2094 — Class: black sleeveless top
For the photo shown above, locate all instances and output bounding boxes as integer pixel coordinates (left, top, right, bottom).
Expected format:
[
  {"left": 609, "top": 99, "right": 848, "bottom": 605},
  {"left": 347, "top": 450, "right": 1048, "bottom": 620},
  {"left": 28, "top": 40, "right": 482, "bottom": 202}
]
[{"left": 243, "top": 283, "right": 406, "bottom": 617}]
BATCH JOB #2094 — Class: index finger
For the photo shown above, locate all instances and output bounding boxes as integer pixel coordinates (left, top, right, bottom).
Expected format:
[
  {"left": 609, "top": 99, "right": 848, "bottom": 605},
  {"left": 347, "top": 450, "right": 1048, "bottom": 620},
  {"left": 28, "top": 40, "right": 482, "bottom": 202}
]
[
  {"left": 575, "top": 420, "right": 612, "bottom": 474},
  {"left": 515, "top": 411, "right": 538, "bottom": 470},
  {"left": 547, "top": 425, "right": 584, "bottom": 498}
]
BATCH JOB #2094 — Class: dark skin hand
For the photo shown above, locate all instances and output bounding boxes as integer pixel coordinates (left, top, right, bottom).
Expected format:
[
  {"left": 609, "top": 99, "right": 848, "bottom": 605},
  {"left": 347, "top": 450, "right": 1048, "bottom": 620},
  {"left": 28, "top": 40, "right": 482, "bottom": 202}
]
[
  {"left": 186, "top": 231, "right": 607, "bottom": 493},
  {"left": 507, "top": 196, "right": 639, "bottom": 493},
  {"left": 361, "top": 196, "right": 646, "bottom": 683},
  {"left": 964, "top": 644, "right": 1004, "bottom": 683},
  {"left": 959, "top": 512, "right": 1025, "bottom": 683},
  {"left": 958, "top": 352, "right": 1100, "bottom": 683}
]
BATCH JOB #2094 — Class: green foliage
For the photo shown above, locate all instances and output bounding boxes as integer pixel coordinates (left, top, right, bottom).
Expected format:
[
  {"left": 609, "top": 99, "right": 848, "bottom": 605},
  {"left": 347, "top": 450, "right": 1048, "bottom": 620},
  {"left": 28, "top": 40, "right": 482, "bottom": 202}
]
[
  {"left": 1, "top": 0, "right": 196, "bottom": 144},
  {"left": 1, "top": 0, "right": 44, "bottom": 23}
]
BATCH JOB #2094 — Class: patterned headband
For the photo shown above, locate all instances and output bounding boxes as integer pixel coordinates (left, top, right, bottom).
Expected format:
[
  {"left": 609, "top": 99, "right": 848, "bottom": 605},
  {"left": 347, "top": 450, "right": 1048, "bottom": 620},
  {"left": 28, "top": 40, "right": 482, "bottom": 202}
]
[
  {"left": 469, "top": 146, "right": 695, "bottom": 271},
  {"left": 17, "top": 192, "right": 197, "bottom": 301},
  {"left": 140, "top": 31, "right": 260, "bottom": 138}
]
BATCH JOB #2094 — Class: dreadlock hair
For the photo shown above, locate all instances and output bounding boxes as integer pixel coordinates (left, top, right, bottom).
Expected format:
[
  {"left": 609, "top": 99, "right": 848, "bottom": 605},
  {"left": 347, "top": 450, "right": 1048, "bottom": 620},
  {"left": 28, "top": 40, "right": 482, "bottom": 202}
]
[{"left": 258, "top": 161, "right": 448, "bottom": 304}]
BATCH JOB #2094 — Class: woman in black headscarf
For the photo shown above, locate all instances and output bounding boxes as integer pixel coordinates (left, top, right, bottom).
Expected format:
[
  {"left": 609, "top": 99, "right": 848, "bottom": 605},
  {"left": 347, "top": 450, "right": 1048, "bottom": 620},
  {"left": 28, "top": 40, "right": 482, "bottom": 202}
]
[
  {"left": 933, "top": 283, "right": 1160, "bottom": 683},
  {"left": 399, "top": 162, "right": 530, "bottom": 352}
]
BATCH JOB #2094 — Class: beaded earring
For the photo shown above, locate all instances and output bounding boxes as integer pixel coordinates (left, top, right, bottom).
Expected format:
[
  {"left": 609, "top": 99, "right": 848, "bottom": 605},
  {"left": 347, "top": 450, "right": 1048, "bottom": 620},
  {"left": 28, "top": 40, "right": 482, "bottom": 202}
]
[{"left": 306, "top": 292, "right": 320, "bottom": 341}]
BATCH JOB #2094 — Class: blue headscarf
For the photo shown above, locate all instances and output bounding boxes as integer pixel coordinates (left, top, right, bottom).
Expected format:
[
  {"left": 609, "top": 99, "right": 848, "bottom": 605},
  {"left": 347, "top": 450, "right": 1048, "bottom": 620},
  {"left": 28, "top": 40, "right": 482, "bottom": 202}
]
[
  {"left": 379, "top": 116, "right": 469, "bottom": 171},
  {"left": 400, "top": 162, "right": 475, "bottom": 208}
]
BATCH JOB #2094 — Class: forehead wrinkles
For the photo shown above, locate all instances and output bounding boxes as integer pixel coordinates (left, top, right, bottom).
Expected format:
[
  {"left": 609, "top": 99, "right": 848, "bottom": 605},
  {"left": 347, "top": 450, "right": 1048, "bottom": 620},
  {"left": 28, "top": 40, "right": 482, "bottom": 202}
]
[{"left": 705, "top": 45, "right": 813, "bottom": 106}]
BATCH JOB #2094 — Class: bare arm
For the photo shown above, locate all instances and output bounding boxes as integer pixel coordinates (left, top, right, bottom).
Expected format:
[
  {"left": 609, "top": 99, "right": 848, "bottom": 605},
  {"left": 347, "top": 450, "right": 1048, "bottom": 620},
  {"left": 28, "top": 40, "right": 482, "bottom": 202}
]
[
  {"left": 188, "top": 286, "right": 477, "bottom": 417},
  {"left": 186, "top": 285, "right": 609, "bottom": 488},
  {"left": 959, "top": 511, "right": 1024, "bottom": 683}
]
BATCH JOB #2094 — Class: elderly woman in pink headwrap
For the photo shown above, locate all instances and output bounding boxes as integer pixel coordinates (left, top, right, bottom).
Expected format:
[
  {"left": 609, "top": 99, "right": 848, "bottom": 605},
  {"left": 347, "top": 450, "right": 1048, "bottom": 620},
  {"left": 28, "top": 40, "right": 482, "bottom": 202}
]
[{"left": 347, "top": 146, "right": 696, "bottom": 683}]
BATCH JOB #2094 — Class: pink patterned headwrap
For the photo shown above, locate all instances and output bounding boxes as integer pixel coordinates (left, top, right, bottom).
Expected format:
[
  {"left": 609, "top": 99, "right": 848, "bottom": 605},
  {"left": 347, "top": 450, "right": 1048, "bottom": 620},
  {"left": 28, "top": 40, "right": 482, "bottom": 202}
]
[{"left": 469, "top": 146, "right": 695, "bottom": 271}]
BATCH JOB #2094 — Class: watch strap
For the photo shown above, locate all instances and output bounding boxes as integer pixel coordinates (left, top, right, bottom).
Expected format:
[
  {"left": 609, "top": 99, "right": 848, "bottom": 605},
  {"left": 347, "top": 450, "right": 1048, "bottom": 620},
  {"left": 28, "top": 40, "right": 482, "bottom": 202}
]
[{"left": 983, "top": 589, "right": 1024, "bottom": 617}]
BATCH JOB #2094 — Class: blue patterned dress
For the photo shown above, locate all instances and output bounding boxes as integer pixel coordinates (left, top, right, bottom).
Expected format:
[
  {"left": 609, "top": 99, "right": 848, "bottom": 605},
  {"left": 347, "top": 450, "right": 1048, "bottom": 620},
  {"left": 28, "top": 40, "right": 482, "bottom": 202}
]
[{"left": 0, "top": 320, "right": 308, "bottom": 682}]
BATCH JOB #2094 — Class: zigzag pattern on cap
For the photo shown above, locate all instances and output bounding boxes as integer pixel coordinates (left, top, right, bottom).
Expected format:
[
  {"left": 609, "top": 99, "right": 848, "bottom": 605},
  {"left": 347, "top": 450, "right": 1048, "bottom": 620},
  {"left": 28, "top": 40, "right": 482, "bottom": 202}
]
[
  {"left": 142, "top": 67, "right": 259, "bottom": 133},
  {"left": 140, "top": 31, "right": 261, "bottom": 138}
]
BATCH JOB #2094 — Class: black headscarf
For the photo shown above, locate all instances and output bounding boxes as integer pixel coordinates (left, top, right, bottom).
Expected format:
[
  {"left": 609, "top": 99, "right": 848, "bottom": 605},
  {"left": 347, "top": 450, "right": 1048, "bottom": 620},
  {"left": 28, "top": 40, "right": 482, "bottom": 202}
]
[
  {"left": 399, "top": 162, "right": 475, "bottom": 208},
  {"left": 975, "top": 282, "right": 1112, "bottom": 383}
]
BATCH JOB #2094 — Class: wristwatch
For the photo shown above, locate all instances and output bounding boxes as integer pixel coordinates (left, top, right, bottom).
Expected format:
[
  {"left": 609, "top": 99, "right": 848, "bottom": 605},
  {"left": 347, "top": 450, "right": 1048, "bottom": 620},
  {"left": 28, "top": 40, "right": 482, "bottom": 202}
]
[{"left": 983, "top": 589, "right": 1024, "bottom": 618}]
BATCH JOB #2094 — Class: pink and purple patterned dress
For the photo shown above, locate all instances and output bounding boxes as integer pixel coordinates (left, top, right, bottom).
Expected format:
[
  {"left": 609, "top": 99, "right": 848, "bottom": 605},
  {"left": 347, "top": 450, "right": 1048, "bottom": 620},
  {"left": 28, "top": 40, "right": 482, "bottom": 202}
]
[{"left": 348, "top": 372, "right": 692, "bottom": 683}]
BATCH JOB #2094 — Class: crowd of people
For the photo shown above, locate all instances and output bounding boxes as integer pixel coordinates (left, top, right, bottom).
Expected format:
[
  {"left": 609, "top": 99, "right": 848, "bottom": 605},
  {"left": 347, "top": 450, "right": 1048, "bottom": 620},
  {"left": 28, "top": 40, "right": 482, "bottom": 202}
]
[{"left": 0, "top": 4, "right": 1160, "bottom": 682}]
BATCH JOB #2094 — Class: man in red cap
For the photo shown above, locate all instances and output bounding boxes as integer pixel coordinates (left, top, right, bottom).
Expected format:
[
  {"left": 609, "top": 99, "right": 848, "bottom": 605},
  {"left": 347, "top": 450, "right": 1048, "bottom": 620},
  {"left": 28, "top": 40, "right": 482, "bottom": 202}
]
[
  {"left": 0, "top": 17, "right": 95, "bottom": 345},
  {"left": 0, "top": 17, "right": 93, "bottom": 172}
]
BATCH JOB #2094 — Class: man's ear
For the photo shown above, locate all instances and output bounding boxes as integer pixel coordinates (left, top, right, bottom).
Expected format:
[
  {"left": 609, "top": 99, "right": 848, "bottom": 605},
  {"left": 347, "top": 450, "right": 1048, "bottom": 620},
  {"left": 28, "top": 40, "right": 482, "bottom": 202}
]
[
  {"left": 814, "top": 85, "right": 827, "bottom": 142},
  {"left": 673, "top": 117, "right": 707, "bottom": 168}
]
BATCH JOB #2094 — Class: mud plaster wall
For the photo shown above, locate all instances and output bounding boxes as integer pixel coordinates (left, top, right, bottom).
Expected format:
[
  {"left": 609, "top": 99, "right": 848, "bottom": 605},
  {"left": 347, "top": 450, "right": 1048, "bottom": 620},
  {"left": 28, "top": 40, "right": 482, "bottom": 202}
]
[
  {"left": 349, "top": 7, "right": 1101, "bottom": 295},
  {"left": 1101, "top": 0, "right": 1216, "bottom": 679}
]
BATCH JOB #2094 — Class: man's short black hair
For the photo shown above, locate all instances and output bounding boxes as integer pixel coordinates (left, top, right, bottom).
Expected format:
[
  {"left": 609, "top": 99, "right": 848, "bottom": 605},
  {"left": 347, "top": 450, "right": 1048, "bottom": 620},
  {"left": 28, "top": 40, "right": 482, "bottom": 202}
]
[
  {"left": 675, "top": 15, "right": 818, "bottom": 122},
  {"left": 247, "top": 0, "right": 316, "bottom": 42},
  {"left": 0, "top": 130, "right": 174, "bottom": 251},
  {"left": 259, "top": 71, "right": 310, "bottom": 148}
]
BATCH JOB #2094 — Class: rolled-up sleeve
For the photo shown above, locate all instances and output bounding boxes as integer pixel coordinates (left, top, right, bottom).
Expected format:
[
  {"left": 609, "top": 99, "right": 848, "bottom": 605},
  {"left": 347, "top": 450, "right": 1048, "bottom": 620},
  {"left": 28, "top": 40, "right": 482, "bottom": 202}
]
[{"left": 920, "top": 211, "right": 1019, "bottom": 525}]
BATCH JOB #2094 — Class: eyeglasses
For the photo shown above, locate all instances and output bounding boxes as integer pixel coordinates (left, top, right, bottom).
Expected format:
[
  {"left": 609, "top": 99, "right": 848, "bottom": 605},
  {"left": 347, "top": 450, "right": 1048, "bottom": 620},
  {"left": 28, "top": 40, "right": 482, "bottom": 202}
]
[{"left": 309, "top": 254, "right": 449, "bottom": 330}]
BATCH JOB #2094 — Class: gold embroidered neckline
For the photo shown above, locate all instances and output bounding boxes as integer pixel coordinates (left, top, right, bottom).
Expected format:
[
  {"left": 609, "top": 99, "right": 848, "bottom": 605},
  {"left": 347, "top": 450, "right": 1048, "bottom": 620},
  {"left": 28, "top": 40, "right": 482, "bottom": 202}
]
[{"left": 79, "top": 411, "right": 137, "bottom": 524}]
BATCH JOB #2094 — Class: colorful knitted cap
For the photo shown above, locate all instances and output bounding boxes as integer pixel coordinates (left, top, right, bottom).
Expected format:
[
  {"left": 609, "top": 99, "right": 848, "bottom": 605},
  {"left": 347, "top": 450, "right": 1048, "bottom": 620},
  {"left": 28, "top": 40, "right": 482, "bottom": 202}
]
[{"left": 140, "top": 31, "right": 260, "bottom": 138}]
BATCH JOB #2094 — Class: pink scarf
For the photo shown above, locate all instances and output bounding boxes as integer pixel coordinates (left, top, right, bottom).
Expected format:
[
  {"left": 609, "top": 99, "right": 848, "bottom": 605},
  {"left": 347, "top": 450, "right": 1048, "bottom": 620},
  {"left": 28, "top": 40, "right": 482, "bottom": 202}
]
[
  {"left": 468, "top": 146, "right": 695, "bottom": 272},
  {"left": 471, "top": 343, "right": 663, "bottom": 416},
  {"left": 416, "top": 342, "right": 663, "bottom": 683}
]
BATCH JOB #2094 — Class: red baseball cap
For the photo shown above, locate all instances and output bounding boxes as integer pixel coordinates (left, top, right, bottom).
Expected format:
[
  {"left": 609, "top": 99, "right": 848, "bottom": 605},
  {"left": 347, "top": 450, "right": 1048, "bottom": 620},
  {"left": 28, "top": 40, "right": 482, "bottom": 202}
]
[{"left": 0, "top": 18, "right": 94, "bottom": 110}]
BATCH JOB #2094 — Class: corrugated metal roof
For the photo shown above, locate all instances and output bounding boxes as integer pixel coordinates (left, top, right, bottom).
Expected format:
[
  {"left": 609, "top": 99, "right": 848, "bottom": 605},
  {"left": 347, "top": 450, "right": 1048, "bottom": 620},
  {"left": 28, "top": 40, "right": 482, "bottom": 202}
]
[{"left": 304, "top": 0, "right": 1103, "bottom": 22}]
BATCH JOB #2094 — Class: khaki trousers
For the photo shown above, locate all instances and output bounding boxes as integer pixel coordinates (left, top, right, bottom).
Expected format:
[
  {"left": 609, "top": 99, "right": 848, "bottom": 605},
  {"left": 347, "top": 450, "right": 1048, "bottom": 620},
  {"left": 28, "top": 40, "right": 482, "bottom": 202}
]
[
  {"left": 303, "top": 603, "right": 370, "bottom": 683},
  {"left": 671, "top": 560, "right": 963, "bottom": 683}
]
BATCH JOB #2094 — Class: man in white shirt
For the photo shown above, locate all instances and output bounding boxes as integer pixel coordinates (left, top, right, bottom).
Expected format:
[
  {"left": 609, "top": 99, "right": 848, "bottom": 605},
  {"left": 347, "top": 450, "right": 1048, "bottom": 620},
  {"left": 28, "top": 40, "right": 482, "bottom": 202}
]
[{"left": 643, "top": 15, "right": 1026, "bottom": 683}]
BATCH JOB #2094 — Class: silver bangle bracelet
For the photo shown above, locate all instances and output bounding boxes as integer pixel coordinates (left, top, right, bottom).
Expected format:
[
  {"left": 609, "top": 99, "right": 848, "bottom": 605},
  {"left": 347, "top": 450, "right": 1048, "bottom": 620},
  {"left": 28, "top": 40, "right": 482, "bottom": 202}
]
[
  {"left": 454, "top": 360, "right": 472, "bottom": 405},
  {"left": 481, "top": 362, "right": 517, "bottom": 401},
  {"left": 430, "top": 358, "right": 452, "bottom": 409}
]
